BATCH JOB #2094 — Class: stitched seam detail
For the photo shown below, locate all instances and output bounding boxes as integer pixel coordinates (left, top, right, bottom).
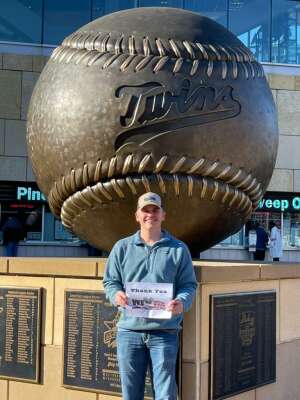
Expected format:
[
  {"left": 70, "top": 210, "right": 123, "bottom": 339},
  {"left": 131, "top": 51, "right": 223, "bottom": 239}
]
[
  {"left": 51, "top": 45, "right": 264, "bottom": 78},
  {"left": 48, "top": 154, "right": 263, "bottom": 218},
  {"left": 50, "top": 32, "right": 264, "bottom": 78},
  {"left": 61, "top": 31, "right": 254, "bottom": 62},
  {"left": 60, "top": 173, "right": 254, "bottom": 229}
]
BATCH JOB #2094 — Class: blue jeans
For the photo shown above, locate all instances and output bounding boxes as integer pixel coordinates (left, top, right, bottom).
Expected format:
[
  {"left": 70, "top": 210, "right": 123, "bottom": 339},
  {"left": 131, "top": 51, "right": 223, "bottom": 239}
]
[
  {"left": 117, "top": 330, "right": 179, "bottom": 400},
  {"left": 4, "top": 242, "right": 18, "bottom": 257}
]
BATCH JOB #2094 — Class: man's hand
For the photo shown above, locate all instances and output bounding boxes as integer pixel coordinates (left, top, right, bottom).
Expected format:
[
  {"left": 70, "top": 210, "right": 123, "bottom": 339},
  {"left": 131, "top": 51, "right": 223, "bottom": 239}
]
[
  {"left": 115, "top": 291, "right": 128, "bottom": 307},
  {"left": 166, "top": 299, "right": 183, "bottom": 315}
]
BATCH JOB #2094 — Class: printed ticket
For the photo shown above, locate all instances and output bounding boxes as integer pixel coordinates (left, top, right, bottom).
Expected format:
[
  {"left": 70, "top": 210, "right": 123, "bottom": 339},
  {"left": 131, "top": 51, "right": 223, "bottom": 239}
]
[{"left": 125, "top": 282, "right": 173, "bottom": 319}]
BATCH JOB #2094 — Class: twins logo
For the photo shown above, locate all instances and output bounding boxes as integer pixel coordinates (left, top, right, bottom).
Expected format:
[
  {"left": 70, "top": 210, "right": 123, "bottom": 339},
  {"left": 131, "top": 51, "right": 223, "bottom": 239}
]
[
  {"left": 115, "top": 79, "right": 241, "bottom": 150},
  {"left": 103, "top": 315, "right": 119, "bottom": 348}
]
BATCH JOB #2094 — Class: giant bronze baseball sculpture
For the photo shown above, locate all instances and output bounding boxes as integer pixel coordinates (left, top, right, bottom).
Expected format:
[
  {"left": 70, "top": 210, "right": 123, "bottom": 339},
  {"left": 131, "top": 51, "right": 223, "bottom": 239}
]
[{"left": 27, "top": 8, "right": 278, "bottom": 252}]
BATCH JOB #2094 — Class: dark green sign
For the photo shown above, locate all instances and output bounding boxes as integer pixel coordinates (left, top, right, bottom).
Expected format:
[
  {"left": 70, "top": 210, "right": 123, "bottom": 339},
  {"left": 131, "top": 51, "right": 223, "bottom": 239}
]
[{"left": 210, "top": 291, "right": 276, "bottom": 400}]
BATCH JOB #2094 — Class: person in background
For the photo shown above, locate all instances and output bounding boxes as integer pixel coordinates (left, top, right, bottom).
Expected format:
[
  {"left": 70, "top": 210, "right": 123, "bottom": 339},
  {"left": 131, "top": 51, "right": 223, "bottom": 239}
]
[
  {"left": 254, "top": 222, "right": 269, "bottom": 261},
  {"left": 269, "top": 221, "right": 283, "bottom": 262},
  {"left": 2, "top": 215, "right": 23, "bottom": 257}
]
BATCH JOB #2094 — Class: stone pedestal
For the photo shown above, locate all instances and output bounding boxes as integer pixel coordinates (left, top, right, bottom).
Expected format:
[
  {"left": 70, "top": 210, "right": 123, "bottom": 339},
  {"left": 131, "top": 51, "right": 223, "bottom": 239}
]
[{"left": 0, "top": 258, "right": 299, "bottom": 399}]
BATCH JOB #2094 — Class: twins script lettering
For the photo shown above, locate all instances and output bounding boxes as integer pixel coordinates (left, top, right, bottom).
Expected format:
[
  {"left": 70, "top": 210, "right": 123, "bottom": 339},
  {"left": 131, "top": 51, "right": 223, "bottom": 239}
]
[{"left": 115, "top": 79, "right": 241, "bottom": 150}]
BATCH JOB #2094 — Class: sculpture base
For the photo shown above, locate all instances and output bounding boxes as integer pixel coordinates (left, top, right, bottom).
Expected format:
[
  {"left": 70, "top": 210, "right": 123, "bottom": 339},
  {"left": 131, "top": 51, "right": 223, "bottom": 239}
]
[{"left": 0, "top": 257, "right": 298, "bottom": 400}]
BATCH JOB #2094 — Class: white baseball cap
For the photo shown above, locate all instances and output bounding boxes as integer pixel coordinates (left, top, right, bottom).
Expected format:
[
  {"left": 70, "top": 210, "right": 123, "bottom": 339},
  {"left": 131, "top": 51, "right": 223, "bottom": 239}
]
[{"left": 137, "top": 192, "right": 162, "bottom": 210}]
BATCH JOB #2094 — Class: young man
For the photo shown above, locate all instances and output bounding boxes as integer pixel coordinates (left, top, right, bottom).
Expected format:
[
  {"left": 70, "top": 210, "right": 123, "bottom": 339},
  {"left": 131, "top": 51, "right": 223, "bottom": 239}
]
[{"left": 103, "top": 192, "right": 197, "bottom": 400}]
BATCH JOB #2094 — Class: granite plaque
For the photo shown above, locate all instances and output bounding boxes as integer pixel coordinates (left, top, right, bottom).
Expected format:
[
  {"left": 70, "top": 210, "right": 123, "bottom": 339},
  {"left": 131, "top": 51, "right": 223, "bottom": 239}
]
[
  {"left": 210, "top": 291, "right": 276, "bottom": 400},
  {"left": 63, "top": 290, "right": 153, "bottom": 397},
  {"left": 0, "top": 287, "right": 42, "bottom": 383}
]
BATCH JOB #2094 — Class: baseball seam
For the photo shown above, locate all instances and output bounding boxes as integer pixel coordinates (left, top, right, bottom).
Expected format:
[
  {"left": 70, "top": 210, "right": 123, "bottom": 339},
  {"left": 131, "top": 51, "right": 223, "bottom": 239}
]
[
  {"left": 50, "top": 31, "right": 264, "bottom": 78},
  {"left": 47, "top": 153, "right": 263, "bottom": 226},
  {"left": 62, "top": 31, "right": 254, "bottom": 62},
  {"left": 60, "top": 173, "right": 254, "bottom": 230}
]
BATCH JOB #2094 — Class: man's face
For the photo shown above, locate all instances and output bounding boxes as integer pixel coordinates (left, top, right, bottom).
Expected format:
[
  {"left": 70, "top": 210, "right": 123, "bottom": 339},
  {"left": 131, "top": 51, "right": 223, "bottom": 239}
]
[{"left": 135, "top": 204, "right": 165, "bottom": 230}]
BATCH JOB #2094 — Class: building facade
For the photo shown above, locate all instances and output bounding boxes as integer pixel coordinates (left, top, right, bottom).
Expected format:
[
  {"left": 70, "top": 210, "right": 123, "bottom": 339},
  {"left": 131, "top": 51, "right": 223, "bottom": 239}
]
[{"left": 0, "top": 0, "right": 300, "bottom": 260}]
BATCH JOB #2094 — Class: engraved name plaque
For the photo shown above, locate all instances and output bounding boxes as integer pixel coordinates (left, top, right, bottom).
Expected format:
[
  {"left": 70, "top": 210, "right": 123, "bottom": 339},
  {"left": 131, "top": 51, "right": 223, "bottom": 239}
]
[
  {"left": 63, "top": 290, "right": 153, "bottom": 397},
  {"left": 210, "top": 291, "right": 276, "bottom": 400},
  {"left": 0, "top": 287, "right": 42, "bottom": 383}
]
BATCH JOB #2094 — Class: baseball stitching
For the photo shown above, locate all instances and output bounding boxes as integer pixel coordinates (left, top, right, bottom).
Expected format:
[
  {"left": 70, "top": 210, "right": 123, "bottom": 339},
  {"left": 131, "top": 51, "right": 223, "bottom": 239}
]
[
  {"left": 46, "top": 153, "right": 262, "bottom": 230},
  {"left": 50, "top": 30, "right": 264, "bottom": 79},
  {"left": 60, "top": 173, "right": 254, "bottom": 230}
]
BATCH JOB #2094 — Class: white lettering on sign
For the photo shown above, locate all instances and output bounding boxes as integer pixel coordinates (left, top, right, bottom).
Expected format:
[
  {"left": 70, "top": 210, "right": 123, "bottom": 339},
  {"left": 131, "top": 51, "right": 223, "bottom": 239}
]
[
  {"left": 258, "top": 198, "right": 294, "bottom": 211},
  {"left": 265, "top": 199, "right": 273, "bottom": 208},
  {"left": 17, "top": 186, "right": 46, "bottom": 202},
  {"left": 292, "top": 197, "right": 300, "bottom": 210}
]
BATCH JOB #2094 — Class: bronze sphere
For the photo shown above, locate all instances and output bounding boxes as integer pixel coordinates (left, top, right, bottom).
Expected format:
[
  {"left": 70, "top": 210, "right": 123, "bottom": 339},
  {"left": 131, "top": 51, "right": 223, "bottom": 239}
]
[{"left": 27, "top": 7, "right": 278, "bottom": 252}]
